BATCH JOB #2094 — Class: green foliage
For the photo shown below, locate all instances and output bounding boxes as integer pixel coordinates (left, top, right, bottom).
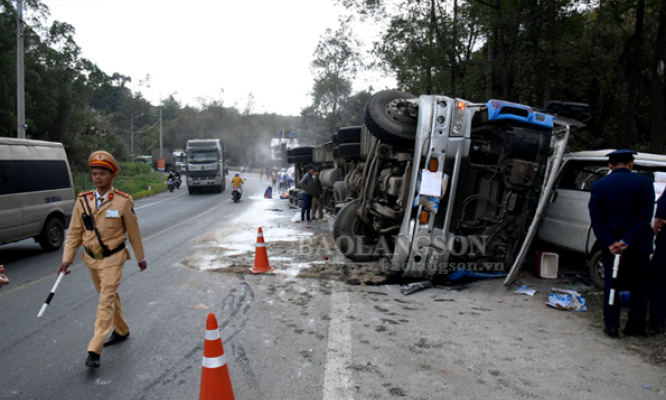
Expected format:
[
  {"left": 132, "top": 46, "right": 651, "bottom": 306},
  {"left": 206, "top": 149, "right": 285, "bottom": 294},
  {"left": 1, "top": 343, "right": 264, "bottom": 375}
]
[
  {"left": 73, "top": 162, "right": 166, "bottom": 198},
  {"left": 333, "top": 0, "right": 666, "bottom": 153}
]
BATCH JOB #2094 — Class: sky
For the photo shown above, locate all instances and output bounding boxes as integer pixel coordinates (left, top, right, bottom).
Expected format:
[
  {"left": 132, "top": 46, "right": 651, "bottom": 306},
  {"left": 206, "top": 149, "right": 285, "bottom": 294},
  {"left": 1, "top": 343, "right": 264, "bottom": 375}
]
[{"left": 40, "top": 0, "right": 397, "bottom": 116}]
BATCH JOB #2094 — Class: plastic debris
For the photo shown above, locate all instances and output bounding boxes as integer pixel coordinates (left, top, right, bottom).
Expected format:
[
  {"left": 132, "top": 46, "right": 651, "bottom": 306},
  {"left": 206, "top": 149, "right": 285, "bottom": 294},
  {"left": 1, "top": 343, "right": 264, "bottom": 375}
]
[
  {"left": 514, "top": 285, "right": 536, "bottom": 296},
  {"left": 400, "top": 281, "right": 433, "bottom": 295},
  {"left": 546, "top": 288, "right": 587, "bottom": 312}
]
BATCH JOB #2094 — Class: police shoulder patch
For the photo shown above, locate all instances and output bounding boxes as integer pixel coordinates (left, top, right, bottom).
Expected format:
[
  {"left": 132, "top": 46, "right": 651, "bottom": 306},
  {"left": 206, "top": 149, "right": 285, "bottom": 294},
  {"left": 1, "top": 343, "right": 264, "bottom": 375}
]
[
  {"left": 78, "top": 190, "right": 93, "bottom": 197},
  {"left": 114, "top": 190, "right": 131, "bottom": 198}
]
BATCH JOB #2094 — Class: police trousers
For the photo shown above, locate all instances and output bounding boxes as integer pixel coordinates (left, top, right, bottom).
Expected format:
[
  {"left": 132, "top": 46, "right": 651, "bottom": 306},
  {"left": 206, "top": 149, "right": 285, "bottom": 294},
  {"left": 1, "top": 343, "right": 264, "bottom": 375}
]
[
  {"left": 603, "top": 248, "right": 650, "bottom": 331},
  {"left": 87, "top": 264, "right": 129, "bottom": 354}
]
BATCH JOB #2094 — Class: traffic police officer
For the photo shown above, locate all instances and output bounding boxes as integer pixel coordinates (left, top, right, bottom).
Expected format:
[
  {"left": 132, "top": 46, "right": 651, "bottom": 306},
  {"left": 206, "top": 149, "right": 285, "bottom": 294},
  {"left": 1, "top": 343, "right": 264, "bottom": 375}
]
[
  {"left": 589, "top": 149, "right": 654, "bottom": 338},
  {"left": 57, "top": 151, "right": 147, "bottom": 368}
]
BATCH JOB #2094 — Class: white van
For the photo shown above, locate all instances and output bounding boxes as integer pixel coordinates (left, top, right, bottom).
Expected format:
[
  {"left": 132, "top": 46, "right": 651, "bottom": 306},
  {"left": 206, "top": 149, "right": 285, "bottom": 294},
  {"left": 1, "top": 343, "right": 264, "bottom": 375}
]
[
  {"left": 0, "top": 138, "right": 75, "bottom": 251},
  {"left": 538, "top": 149, "right": 666, "bottom": 288}
]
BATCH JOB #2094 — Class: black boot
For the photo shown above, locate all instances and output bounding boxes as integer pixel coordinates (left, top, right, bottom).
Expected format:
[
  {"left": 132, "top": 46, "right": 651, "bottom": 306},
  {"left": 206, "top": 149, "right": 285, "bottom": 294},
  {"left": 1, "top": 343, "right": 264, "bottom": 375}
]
[{"left": 85, "top": 352, "right": 101, "bottom": 368}]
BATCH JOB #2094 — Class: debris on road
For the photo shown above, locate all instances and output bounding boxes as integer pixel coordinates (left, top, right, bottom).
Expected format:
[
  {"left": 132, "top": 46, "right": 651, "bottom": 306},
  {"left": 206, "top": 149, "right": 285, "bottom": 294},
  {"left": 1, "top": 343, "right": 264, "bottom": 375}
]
[
  {"left": 400, "top": 281, "right": 433, "bottom": 295},
  {"left": 547, "top": 288, "right": 587, "bottom": 312},
  {"left": 513, "top": 285, "right": 536, "bottom": 296}
]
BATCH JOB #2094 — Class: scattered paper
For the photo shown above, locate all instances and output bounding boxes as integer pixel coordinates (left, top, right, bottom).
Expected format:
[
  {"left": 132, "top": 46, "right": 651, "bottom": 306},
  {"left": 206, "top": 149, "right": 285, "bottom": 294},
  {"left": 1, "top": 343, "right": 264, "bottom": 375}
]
[
  {"left": 514, "top": 285, "right": 536, "bottom": 296},
  {"left": 546, "top": 288, "right": 587, "bottom": 311},
  {"left": 194, "top": 303, "right": 209, "bottom": 310}
]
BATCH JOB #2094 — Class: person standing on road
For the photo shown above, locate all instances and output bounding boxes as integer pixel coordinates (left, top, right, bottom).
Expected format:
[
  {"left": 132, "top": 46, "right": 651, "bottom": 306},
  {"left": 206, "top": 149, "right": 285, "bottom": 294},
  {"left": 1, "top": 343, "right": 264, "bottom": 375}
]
[
  {"left": 311, "top": 169, "right": 325, "bottom": 221},
  {"left": 298, "top": 166, "right": 315, "bottom": 222},
  {"left": 279, "top": 168, "right": 288, "bottom": 193},
  {"left": 271, "top": 169, "right": 278, "bottom": 189},
  {"left": 57, "top": 151, "right": 147, "bottom": 368},
  {"left": 649, "top": 190, "right": 666, "bottom": 333},
  {"left": 589, "top": 149, "right": 655, "bottom": 338}
]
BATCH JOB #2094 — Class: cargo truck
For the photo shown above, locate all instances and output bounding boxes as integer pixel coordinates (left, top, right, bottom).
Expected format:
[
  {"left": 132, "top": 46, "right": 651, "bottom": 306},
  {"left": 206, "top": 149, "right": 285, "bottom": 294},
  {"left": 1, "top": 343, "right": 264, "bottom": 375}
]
[{"left": 185, "top": 139, "right": 226, "bottom": 194}]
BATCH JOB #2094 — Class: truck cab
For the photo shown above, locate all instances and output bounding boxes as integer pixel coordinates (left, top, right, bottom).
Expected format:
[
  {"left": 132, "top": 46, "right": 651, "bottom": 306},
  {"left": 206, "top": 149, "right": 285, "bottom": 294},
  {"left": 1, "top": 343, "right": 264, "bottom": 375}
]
[{"left": 185, "top": 139, "right": 226, "bottom": 194}]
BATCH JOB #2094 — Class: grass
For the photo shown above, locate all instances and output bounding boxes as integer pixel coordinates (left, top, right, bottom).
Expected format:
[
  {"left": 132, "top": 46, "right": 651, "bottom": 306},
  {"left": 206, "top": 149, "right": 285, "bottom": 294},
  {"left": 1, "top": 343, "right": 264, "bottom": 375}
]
[{"left": 73, "top": 162, "right": 167, "bottom": 200}]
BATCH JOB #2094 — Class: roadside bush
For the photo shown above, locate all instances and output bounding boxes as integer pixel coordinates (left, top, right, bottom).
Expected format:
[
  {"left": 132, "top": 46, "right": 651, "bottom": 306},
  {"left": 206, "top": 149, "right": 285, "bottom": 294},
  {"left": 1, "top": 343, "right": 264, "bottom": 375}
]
[{"left": 73, "top": 162, "right": 166, "bottom": 199}]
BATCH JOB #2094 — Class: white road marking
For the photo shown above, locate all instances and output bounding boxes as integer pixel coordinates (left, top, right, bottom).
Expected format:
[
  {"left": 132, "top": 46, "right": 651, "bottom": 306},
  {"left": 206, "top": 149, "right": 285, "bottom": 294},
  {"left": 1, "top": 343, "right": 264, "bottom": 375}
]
[
  {"left": 322, "top": 281, "right": 355, "bottom": 400},
  {"left": 134, "top": 189, "right": 188, "bottom": 210}
]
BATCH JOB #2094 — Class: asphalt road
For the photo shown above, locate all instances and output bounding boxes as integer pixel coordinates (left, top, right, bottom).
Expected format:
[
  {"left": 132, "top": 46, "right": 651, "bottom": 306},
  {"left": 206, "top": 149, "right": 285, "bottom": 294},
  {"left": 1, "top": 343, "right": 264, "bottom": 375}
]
[{"left": 0, "top": 173, "right": 322, "bottom": 399}]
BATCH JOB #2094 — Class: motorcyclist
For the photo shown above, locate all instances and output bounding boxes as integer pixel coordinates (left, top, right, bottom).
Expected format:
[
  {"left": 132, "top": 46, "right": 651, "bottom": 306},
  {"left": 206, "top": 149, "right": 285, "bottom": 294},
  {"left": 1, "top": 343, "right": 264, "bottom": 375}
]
[
  {"left": 231, "top": 173, "right": 244, "bottom": 189},
  {"left": 231, "top": 172, "right": 245, "bottom": 199}
]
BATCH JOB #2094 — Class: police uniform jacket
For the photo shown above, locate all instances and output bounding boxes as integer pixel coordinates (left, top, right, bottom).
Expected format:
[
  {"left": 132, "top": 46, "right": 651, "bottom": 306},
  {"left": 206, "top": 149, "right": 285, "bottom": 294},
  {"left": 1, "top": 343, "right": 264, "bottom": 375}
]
[
  {"left": 589, "top": 168, "right": 655, "bottom": 253},
  {"left": 62, "top": 189, "right": 146, "bottom": 268}
]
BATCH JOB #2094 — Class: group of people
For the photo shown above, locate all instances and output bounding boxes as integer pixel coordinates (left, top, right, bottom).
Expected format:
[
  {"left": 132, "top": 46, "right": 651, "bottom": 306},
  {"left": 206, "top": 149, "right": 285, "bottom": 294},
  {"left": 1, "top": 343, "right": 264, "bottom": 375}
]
[
  {"left": 260, "top": 167, "right": 293, "bottom": 193},
  {"left": 297, "top": 165, "right": 325, "bottom": 222},
  {"left": 589, "top": 149, "right": 666, "bottom": 337}
]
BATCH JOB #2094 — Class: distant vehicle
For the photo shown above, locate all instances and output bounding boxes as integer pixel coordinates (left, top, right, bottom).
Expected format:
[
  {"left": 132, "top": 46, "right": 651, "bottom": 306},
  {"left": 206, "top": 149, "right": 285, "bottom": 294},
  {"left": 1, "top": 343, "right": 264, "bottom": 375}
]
[
  {"left": 0, "top": 138, "right": 75, "bottom": 251},
  {"left": 133, "top": 155, "right": 152, "bottom": 165},
  {"left": 172, "top": 149, "right": 186, "bottom": 173},
  {"left": 538, "top": 150, "right": 666, "bottom": 288},
  {"left": 271, "top": 137, "right": 299, "bottom": 169},
  {"left": 151, "top": 148, "right": 173, "bottom": 170},
  {"left": 186, "top": 139, "right": 226, "bottom": 194}
]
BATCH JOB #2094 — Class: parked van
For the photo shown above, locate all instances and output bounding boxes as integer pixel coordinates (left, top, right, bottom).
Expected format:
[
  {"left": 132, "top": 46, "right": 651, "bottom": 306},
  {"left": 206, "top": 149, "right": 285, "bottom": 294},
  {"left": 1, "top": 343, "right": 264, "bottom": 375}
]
[
  {"left": 0, "top": 138, "right": 75, "bottom": 251},
  {"left": 538, "top": 149, "right": 666, "bottom": 288}
]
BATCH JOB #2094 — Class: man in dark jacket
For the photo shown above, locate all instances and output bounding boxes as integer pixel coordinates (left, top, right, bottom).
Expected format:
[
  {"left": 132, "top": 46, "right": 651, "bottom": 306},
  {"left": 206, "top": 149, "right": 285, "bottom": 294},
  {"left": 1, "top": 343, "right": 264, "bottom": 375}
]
[
  {"left": 311, "top": 169, "right": 325, "bottom": 220},
  {"left": 589, "top": 149, "right": 655, "bottom": 338},
  {"left": 298, "top": 166, "right": 315, "bottom": 222}
]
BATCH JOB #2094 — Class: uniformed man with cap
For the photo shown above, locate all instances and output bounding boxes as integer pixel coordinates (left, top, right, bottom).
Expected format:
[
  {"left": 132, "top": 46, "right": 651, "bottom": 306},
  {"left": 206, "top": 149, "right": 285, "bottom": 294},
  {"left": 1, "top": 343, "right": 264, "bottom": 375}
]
[
  {"left": 589, "top": 149, "right": 655, "bottom": 338},
  {"left": 57, "top": 151, "right": 147, "bottom": 368}
]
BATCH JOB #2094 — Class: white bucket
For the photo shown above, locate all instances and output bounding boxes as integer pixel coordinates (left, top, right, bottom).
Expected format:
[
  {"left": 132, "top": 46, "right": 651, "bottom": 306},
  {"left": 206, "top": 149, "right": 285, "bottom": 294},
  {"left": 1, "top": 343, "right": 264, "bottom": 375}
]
[{"left": 536, "top": 252, "right": 559, "bottom": 279}]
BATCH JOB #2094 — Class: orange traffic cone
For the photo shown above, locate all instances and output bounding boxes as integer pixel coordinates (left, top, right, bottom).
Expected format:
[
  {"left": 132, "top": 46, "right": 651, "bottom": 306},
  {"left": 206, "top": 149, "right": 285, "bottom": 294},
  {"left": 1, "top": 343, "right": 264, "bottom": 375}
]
[
  {"left": 249, "top": 227, "right": 275, "bottom": 274},
  {"left": 199, "top": 313, "right": 235, "bottom": 400}
]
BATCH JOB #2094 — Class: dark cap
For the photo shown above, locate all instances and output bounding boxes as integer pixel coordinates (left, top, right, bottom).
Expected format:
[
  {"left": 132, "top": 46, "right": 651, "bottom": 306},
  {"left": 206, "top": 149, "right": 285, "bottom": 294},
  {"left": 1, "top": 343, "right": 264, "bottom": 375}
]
[{"left": 606, "top": 149, "right": 637, "bottom": 165}]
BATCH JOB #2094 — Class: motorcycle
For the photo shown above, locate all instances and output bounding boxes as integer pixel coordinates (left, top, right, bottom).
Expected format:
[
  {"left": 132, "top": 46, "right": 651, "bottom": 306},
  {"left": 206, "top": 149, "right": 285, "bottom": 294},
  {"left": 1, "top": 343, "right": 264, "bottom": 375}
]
[
  {"left": 174, "top": 177, "right": 182, "bottom": 189},
  {"left": 231, "top": 187, "right": 242, "bottom": 202},
  {"left": 168, "top": 178, "right": 175, "bottom": 192}
]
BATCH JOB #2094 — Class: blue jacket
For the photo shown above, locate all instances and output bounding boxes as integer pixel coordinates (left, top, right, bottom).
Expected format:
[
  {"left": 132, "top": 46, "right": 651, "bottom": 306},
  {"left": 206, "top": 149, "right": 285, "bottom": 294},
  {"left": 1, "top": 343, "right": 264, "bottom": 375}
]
[{"left": 589, "top": 168, "right": 655, "bottom": 253}]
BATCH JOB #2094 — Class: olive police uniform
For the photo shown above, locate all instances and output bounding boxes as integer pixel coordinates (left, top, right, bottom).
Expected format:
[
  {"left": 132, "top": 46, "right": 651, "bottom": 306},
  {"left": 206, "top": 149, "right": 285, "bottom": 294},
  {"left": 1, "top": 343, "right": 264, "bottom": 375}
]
[
  {"left": 61, "top": 151, "right": 145, "bottom": 355},
  {"left": 589, "top": 150, "right": 654, "bottom": 336}
]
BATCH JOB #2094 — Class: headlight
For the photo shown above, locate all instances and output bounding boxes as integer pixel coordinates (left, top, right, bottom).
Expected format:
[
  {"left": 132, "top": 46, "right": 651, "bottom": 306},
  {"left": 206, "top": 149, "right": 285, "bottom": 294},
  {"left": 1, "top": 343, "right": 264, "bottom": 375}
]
[{"left": 450, "top": 100, "right": 466, "bottom": 137}]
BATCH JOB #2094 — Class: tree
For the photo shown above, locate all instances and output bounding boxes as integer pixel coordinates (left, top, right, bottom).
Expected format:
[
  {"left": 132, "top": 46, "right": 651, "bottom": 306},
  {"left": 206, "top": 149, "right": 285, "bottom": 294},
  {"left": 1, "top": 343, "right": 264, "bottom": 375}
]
[{"left": 310, "top": 17, "right": 363, "bottom": 136}]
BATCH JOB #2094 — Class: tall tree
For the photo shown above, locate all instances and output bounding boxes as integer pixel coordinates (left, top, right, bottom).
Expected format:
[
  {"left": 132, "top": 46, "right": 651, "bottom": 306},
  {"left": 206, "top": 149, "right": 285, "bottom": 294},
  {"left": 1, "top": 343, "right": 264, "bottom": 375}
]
[{"left": 310, "top": 17, "right": 363, "bottom": 136}]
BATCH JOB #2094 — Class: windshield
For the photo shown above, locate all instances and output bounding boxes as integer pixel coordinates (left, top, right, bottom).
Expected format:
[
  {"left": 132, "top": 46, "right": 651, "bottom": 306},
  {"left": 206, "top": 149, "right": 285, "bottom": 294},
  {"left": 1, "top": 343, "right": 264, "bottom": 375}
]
[{"left": 187, "top": 152, "right": 218, "bottom": 163}]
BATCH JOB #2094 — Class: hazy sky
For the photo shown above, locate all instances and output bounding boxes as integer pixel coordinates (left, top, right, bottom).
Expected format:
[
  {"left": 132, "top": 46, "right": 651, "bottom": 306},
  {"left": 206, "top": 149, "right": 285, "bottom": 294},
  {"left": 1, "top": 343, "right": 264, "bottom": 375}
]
[{"left": 40, "top": 0, "right": 396, "bottom": 116}]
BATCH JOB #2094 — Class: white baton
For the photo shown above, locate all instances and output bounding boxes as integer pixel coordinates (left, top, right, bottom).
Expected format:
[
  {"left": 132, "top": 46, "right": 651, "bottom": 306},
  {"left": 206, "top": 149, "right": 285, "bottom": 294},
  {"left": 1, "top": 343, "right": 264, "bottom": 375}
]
[
  {"left": 37, "top": 273, "right": 65, "bottom": 318},
  {"left": 612, "top": 253, "right": 621, "bottom": 279}
]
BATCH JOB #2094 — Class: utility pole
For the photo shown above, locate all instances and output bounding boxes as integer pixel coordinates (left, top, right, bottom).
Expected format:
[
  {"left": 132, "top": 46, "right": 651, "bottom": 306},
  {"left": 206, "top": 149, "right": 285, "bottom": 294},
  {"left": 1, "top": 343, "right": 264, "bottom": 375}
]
[
  {"left": 16, "top": 0, "right": 25, "bottom": 139},
  {"left": 159, "top": 94, "right": 163, "bottom": 160},
  {"left": 130, "top": 113, "right": 144, "bottom": 158},
  {"left": 131, "top": 114, "right": 135, "bottom": 159}
]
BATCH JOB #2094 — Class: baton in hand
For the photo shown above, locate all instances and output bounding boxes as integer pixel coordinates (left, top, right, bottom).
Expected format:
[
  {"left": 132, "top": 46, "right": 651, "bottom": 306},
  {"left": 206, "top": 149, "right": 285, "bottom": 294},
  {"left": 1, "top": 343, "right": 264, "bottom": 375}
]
[
  {"left": 37, "top": 273, "right": 65, "bottom": 318},
  {"left": 608, "top": 253, "right": 621, "bottom": 306}
]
